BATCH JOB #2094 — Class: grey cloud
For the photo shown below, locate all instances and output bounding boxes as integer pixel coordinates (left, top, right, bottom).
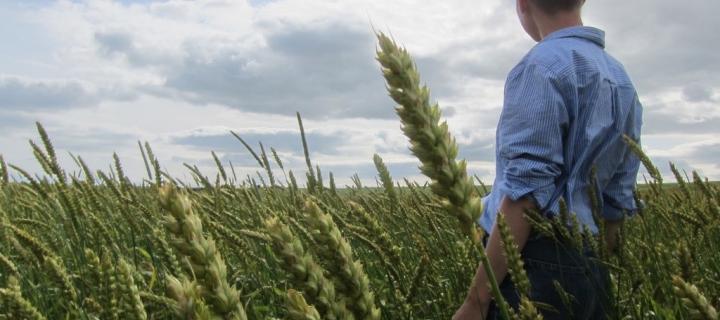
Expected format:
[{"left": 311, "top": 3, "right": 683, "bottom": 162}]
[
  {"left": 95, "top": 22, "right": 519, "bottom": 120},
  {"left": 95, "top": 32, "right": 133, "bottom": 56},
  {"left": 373, "top": 131, "right": 409, "bottom": 155},
  {"left": 0, "top": 76, "right": 137, "bottom": 110},
  {"left": 458, "top": 139, "right": 496, "bottom": 163},
  {"left": 0, "top": 111, "right": 34, "bottom": 133},
  {"left": 686, "top": 143, "right": 720, "bottom": 168},
  {"left": 642, "top": 105, "right": 720, "bottom": 135},
  {"left": 157, "top": 24, "right": 395, "bottom": 119},
  {"left": 643, "top": 144, "right": 719, "bottom": 181},
  {"left": 413, "top": 56, "right": 461, "bottom": 98},
  {"left": 0, "top": 77, "right": 97, "bottom": 110},
  {"left": 413, "top": 43, "right": 522, "bottom": 99},
  {"left": 52, "top": 130, "right": 138, "bottom": 153},
  {"left": 94, "top": 31, "right": 170, "bottom": 67},
  {"left": 586, "top": 0, "right": 720, "bottom": 95},
  {"left": 683, "top": 85, "right": 715, "bottom": 103}
]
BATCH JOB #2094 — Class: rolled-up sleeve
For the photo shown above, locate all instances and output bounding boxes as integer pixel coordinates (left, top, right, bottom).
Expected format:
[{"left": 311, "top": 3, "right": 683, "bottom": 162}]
[
  {"left": 496, "top": 63, "right": 568, "bottom": 211},
  {"left": 601, "top": 154, "right": 640, "bottom": 220}
]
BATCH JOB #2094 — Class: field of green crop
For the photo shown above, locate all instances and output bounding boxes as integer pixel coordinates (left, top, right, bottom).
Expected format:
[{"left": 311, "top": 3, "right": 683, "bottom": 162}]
[{"left": 0, "top": 34, "right": 718, "bottom": 320}]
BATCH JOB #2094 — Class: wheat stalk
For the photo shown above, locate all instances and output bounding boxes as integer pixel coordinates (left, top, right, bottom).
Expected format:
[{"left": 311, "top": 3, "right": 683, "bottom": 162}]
[{"left": 376, "top": 31, "right": 509, "bottom": 320}]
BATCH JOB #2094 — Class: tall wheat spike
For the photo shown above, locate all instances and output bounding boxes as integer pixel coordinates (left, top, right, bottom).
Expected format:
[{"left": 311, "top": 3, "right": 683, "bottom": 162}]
[
  {"left": 166, "top": 275, "right": 209, "bottom": 319},
  {"left": 670, "top": 162, "right": 692, "bottom": 199},
  {"left": 77, "top": 155, "right": 96, "bottom": 185},
  {"left": 518, "top": 296, "right": 544, "bottom": 320},
  {"left": 623, "top": 135, "right": 662, "bottom": 184},
  {"left": 286, "top": 289, "right": 322, "bottom": 320},
  {"left": 259, "top": 142, "right": 276, "bottom": 187},
  {"left": 35, "top": 122, "right": 66, "bottom": 184},
  {"left": 304, "top": 198, "right": 381, "bottom": 320},
  {"left": 376, "top": 32, "right": 509, "bottom": 319},
  {"left": 0, "top": 276, "right": 47, "bottom": 320},
  {"left": 44, "top": 256, "right": 78, "bottom": 303},
  {"left": 496, "top": 213, "right": 532, "bottom": 298},
  {"left": 672, "top": 276, "right": 718, "bottom": 320},
  {"left": 159, "top": 184, "right": 248, "bottom": 320},
  {"left": 143, "top": 141, "right": 162, "bottom": 186},
  {"left": 117, "top": 259, "right": 148, "bottom": 320},
  {"left": 373, "top": 154, "right": 398, "bottom": 206},
  {"left": 0, "top": 154, "right": 8, "bottom": 185},
  {"left": 212, "top": 151, "right": 228, "bottom": 184},
  {"left": 137, "top": 140, "right": 152, "bottom": 183},
  {"left": 265, "top": 217, "right": 354, "bottom": 320},
  {"left": 376, "top": 33, "right": 482, "bottom": 243},
  {"left": 293, "top": 112, "right": 317, "bottom": 193},
  {"left": 0, "top": 252, "right": 19, "bottom": 276},
  {"left": 348, "top": 201, "right": 402, "bottom": 267}
]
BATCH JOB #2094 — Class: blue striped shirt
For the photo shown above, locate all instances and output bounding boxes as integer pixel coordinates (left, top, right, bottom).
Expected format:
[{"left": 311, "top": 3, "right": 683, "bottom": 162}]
[{"left": 478, "top": 26, "right": 643, "bottom": 235}]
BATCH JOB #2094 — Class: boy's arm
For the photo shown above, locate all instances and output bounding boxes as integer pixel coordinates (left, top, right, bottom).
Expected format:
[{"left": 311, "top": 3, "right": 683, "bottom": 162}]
[{"left": 463, "top": 196, "right": 534, "bottom": 309}]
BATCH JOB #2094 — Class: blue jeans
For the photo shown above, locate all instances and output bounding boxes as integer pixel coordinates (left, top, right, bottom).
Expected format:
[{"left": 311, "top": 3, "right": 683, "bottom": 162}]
[{"left": 485, "top": 233, "right": 613, "bottom": 319}]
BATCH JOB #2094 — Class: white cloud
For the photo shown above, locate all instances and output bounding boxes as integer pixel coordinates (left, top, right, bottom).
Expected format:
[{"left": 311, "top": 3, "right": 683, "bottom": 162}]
[{"left": 0, "top": 0, "right": 718, "bottom": 186}]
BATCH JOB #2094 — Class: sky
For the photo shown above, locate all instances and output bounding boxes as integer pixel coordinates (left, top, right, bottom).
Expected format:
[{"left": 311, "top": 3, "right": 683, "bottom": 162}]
[{"left": 1, "top": 0, "right": 718, "bottom": 187}]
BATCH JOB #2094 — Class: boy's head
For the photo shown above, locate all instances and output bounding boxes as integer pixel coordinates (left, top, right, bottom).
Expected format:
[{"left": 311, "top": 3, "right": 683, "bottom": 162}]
[{"left": 516, "top": 0, "right": 585, "bottom": 41}]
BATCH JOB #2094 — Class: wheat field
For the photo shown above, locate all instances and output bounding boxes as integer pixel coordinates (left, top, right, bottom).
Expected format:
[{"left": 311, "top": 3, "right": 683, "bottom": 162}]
[{"left": 0, "top": 33, "right": 718, "bottom": 320}]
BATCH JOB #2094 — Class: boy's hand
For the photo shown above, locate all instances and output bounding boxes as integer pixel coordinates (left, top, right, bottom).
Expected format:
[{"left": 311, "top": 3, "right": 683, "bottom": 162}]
[
  {"left": 452, "top": 297, "right": 489, "bottom": 320},
  {"left": 604, "top": 219, "right": 623, "bottom": 254}
]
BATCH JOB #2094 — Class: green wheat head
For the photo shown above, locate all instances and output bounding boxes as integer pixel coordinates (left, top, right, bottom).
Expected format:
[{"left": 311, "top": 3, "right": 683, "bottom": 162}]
[
  {"left": 376, "top": 32, "right": 483, "bottom": 244},
  {"left": 159, "top": 184, "right": 247, "bottom": 320},
  {"left": 304, "top": 198, "right": 381, "bottom": 320}
]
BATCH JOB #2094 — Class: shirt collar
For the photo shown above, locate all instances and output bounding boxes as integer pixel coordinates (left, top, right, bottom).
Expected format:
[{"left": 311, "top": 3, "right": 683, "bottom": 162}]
[{"left": 542, "top": 26, "right": 605, "bottom": 48}]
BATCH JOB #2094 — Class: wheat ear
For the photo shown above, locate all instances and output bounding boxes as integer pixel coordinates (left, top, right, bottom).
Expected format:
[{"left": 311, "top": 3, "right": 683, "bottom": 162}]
[
  {"left": 159, "top": 184, "right": 247, "bottom": 320},
  {"left": 497, "top": 212, "right": 532, "bottom": 298},
  {"left": 672, "top": 275, "right": 718, "bottom": 320},
  {"left": 286, "top": 289, "right": 322, "bottom": 320},
  {"left": 373, "top": 154, "right": 398, "bottom": 207},
  {"left": 376, "top": 32, "right": 509, "bottom": 320},
  {"left": 0, "top": 276, "right": 47, "bottom": 320},
  {"left": 264, "top": 217, "right": 353, "bottom": 320},
  {"left": 304, "top": 198, "right": 381, "bottom": 320}
]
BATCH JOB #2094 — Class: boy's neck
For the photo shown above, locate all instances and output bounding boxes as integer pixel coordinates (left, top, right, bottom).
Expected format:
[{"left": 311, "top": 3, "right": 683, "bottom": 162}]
[{"left": 535, "top": 12, "right": 583, "bottom": 40}]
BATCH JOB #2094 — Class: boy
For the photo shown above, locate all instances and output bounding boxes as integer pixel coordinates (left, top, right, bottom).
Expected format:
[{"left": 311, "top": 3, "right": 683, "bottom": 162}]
[{"left": 453, "top": 0, "right": 642, "bottom": 319}]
